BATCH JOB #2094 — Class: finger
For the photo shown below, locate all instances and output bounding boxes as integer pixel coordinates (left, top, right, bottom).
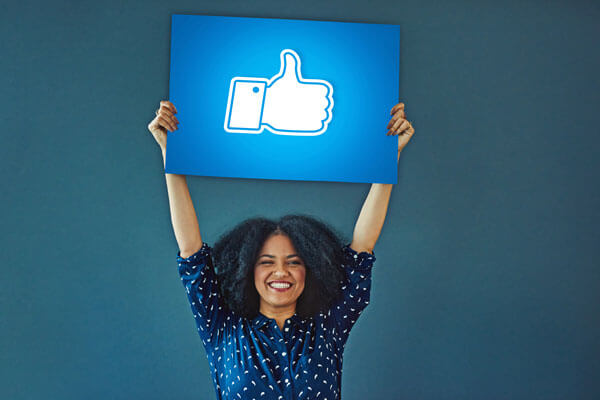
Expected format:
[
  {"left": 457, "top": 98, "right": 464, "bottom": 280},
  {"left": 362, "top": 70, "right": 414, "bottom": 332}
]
[
  {"left": 387, "top": 121, "right": 405, "bottom": 135},
  {"left": 158, "top": 107, "right": 179, "bottom": 125},
  {"left": 390, "top": 102, "right": 405, "bottom": 114},
  {"left": 157, "top": 115, "right": 176, "bottom": 132},
  {"left": 160, "top": 100, "right": 176, "bottom": 114},
  {"left": 167, "top": 110, "right": 179, "bottom": 126},
  {"left": 392, "top": 118, "right": 409, "bottom": 133},
  {"left": 157, "top": 115, "right": 175, "bottom": 132},
  {"left": 159, "top": 101, "right": 173, "bottom": 115},
  {"left": 396, "top": 121, "right": 411, "bottom": 135},
  {"left": 386, "top": 110, "right": 406, "bottom": 129},
  {"left": 159, "top": 103, "right": 174, "bottom": 117},
  {"left": 156, "top": 110, "right": 177, "bottom": 130},
  {"left": 160, "top": 101, "right": 178, "bottom": 116}
]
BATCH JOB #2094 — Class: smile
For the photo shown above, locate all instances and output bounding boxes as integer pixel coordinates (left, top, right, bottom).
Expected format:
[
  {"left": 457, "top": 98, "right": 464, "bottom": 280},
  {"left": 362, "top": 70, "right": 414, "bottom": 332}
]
[{"left": 268, "top": 282, "right": 293, "bottom": 292}]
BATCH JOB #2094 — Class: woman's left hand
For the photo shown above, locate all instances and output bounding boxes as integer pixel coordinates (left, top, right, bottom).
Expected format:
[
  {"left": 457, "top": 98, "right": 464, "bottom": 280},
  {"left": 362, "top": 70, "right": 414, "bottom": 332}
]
[{"left": 387, "top": 102, "right": 415, "bottom": 159}]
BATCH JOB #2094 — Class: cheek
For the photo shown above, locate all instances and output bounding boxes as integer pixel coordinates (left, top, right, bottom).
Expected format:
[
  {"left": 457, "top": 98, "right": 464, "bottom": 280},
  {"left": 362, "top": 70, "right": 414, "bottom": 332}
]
[
  {"left": 296, "top": 269, "right": 307, "bottom": 287},
  {"left": 254, "top": 268, "right": 265, "bottom": 287}
]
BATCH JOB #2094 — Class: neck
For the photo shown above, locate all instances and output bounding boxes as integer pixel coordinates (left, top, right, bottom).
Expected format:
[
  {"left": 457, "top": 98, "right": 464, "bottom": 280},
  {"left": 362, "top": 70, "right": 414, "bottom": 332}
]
[{"left": 259, "top": 303, "right": 296, "bottom": 326}]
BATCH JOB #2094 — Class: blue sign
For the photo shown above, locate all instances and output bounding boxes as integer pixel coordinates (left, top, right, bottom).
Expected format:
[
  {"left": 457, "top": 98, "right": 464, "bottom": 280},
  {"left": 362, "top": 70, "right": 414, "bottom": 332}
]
[{"left": 167, "top": 14, "right": 400, "bottom": 183}]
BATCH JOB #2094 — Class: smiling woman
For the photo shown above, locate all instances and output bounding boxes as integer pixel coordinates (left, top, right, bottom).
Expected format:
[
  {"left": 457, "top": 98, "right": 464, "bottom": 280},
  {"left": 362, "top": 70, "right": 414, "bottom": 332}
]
[
  {"left": 150, "top": 98, "right": 416, "bottom": 400},
  {"left": 176, "top": 216, "right": 376, "bottom": 400}
]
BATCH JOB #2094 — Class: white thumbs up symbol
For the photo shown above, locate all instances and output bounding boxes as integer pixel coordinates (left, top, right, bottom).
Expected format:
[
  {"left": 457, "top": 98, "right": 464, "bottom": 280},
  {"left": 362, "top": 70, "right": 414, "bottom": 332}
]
[{"left": 224, "top": 49, "right": 334, "bottom": 136}]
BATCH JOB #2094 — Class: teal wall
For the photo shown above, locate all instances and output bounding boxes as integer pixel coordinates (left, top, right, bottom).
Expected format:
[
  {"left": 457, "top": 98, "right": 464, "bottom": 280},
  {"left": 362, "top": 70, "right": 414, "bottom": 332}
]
[{"left": 2, "top": 1, "right": 598, "bottom": 399}]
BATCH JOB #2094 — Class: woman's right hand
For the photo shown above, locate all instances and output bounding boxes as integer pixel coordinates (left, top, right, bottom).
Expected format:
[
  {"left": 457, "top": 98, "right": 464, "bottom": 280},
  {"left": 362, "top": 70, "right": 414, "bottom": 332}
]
[{"left": 148, "top": 100, "right": 179, "bottom": 151}]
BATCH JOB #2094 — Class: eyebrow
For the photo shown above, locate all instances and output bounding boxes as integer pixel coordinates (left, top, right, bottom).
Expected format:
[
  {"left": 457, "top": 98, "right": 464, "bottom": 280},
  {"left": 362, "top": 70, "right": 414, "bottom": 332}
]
[{"left": 258, "top": 254, "right": 301, "bottom": 259}]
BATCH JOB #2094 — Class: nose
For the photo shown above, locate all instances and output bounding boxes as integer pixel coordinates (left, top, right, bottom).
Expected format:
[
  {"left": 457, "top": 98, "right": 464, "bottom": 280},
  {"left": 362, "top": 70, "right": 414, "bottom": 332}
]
[{"left": 272, "top": 261, "right": 291, "bottom": 277}]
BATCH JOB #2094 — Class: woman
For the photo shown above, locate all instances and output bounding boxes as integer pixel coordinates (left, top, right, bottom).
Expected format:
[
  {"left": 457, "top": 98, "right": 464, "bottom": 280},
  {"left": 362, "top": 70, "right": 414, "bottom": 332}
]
[{"left": 148, "top": 100, "right": 415, "bottom": 400}]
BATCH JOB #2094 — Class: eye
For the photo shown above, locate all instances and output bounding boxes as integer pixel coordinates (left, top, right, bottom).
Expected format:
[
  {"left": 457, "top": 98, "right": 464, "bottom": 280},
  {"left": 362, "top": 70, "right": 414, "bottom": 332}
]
[{"left": 257, "top": 260, "right": 303, "bottom": 266}]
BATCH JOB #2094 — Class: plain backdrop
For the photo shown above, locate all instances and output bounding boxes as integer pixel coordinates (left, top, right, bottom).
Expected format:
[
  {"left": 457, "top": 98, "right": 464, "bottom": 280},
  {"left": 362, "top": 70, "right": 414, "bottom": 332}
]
[{"left": 1, "top": 1, "right": 599, "bottom": 399}]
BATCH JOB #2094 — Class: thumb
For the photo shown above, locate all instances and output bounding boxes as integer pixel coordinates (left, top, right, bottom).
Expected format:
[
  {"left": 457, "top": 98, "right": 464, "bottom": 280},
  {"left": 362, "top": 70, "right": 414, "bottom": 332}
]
[{"left": 279, "top": 49, "right": 301, "bottom": 82}]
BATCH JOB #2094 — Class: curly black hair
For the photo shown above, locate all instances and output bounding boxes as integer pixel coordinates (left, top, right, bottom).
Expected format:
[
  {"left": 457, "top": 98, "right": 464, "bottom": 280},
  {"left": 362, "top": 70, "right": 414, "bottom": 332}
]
[{"left": 211, "top": 214, "right": 348, "bottom": 320}]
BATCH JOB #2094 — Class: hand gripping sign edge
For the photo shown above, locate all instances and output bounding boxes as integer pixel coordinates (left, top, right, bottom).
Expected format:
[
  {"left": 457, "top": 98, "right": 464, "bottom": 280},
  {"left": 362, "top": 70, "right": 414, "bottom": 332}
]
[{"left": 224, "top": 49, "right": 334, "bottom": 136}]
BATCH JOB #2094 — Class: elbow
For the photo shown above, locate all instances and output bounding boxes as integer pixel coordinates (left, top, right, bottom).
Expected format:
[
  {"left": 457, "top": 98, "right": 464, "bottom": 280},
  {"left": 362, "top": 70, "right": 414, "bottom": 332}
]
[
  {"left": 180, "top": 241, "right": 204, "bottom": 258},
  {"left": 349, "top": 240, "right": 375, "bottom": 255}
]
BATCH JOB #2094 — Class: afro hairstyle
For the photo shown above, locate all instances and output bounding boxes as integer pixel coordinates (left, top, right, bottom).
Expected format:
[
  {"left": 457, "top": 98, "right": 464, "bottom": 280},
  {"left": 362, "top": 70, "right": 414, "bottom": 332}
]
[{"left": 211, "top": 214, "right": 348, "bottom": 320}]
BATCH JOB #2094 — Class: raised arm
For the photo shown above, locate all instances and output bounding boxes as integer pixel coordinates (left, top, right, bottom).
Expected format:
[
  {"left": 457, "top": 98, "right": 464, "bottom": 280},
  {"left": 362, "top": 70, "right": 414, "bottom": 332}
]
[
  {"left": 349, "top": 102, "right": 415, "bottom": 254},
  {"left": 350, "top": 183, "right": 393, "bottom": 254},
  {"left": 162, "top": 160, "right": 203, "bottom": 258},
  {"left": 149, "top": 100, "right": 203, "bottom": 257}
]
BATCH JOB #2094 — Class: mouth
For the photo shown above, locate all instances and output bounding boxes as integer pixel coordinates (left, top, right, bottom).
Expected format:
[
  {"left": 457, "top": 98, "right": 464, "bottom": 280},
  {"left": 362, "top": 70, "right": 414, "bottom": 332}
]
[{"left": 267, "top": 281, "right": 293, "bottom": 292}]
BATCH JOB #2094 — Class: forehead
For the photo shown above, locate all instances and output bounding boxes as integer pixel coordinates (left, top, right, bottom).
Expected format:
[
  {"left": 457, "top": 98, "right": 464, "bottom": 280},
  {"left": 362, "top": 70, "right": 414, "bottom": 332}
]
[
  {"left": 260, "top": 234, "right": 295, "bottom": 249},
  {"left": 257, "top": 234, "right": 301, "bottom": 257}
]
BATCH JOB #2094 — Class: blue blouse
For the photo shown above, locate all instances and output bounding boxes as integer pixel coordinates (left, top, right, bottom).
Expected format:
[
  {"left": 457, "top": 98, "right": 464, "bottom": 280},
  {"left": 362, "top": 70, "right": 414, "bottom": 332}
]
[{"left": 176, "top": 241, "right": 376, "bottom": 400}]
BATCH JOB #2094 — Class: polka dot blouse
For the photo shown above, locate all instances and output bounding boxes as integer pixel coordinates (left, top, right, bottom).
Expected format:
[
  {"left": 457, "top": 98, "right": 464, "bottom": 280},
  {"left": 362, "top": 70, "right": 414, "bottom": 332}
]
[{"left": 176, "top": 242, "right": 376, "bottom": 400}]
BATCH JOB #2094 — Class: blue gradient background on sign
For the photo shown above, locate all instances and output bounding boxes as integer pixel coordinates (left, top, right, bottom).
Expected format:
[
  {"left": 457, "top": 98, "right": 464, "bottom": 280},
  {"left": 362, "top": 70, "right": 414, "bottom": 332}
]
[{"left": 166, "top": 14, "right": 400, "bottom": 183}]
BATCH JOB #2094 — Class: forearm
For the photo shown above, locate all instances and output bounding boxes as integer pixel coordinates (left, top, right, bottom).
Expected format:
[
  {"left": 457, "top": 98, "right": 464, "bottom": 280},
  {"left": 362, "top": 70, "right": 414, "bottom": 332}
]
[
  {"left": 350, "top": 183, "right": 393, "bottom": 254},
  {"left": 162, "top": 150, "right": 203, "bottom": 256},
  {"left": 350, "top": 151, "right": 400, "bottom": 253}
]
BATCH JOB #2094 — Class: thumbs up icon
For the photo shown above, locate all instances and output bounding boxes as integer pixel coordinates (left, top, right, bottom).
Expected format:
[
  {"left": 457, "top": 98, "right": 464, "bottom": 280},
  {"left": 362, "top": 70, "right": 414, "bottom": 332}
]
[{"left": 224, "top": 49, "right": 334, "bottom": 136}]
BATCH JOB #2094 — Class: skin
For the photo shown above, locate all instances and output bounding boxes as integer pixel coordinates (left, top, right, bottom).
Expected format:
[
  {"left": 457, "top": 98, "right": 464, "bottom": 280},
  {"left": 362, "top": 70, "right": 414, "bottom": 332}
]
[
  {"left": 387, "top": 102, "right": 414, "bottom": 160},
  {"left": 253, "top": 233, "right": 306, "bottom": 331}
]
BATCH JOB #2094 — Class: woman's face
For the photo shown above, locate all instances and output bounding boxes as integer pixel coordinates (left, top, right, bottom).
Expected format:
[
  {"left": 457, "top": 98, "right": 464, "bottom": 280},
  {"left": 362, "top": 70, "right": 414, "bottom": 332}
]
[{"left": 254, "top": 233, "right": 306, "bottom": 314}]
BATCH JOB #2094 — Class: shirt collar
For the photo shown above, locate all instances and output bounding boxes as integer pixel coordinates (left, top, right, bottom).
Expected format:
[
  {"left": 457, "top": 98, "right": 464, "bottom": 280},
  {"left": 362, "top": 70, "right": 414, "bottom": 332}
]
[{"left": 252, "top": 311, "right": 308, "bottom": 330}]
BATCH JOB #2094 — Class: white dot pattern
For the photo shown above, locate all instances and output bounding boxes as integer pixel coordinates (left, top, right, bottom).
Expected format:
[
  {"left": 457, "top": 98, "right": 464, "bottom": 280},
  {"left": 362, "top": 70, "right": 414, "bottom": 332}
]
[{"left": 176, "top": 242, "right": 376, "bottom": 400}]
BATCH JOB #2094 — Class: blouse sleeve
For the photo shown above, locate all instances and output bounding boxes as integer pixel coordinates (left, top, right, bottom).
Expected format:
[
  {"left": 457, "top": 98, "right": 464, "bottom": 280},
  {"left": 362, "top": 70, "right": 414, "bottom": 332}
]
[
  {"left": 329, "top": 243, "right": 376, "bottom": 350},
  {"left": 176, "top": 242, "right": 231, "bottom": 346}
]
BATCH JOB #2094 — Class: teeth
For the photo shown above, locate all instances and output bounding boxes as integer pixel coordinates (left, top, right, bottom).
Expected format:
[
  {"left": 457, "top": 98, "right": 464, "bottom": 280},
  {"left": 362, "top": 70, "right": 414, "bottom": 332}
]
[{"left": 269, "top": 282, "right": 291, "bottom": 289}]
